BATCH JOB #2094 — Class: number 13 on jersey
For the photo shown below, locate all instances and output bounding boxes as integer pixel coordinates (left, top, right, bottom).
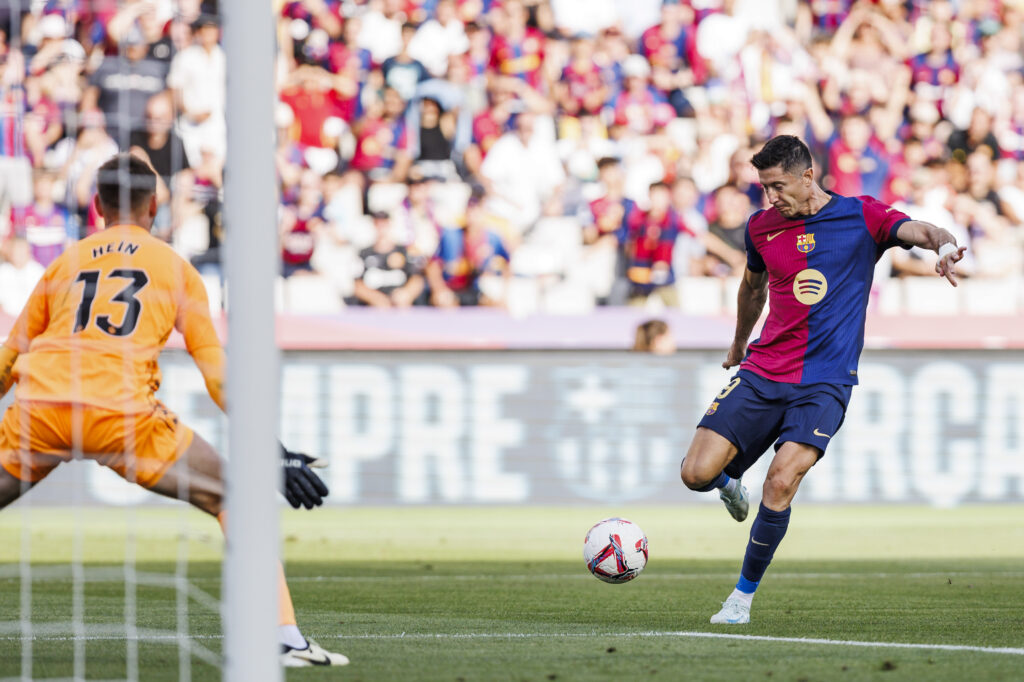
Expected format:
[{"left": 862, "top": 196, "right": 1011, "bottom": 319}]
[{"left": 73, "top": 269, "right": 150, "bottom": 337}]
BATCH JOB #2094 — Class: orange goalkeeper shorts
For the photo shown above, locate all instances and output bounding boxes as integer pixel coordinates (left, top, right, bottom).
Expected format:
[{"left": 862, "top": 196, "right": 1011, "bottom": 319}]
[{"left": 0, "top": 401, "right": 194, "bottom": 488}]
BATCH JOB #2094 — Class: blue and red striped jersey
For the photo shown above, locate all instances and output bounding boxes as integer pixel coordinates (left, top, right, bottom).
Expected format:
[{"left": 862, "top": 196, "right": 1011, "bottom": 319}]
[{"left": 741, "top": 193, "right": 910, "bottom": 385}]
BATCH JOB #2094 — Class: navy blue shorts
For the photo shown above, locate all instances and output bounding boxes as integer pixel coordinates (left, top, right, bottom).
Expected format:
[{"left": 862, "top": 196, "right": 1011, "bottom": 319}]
[{"left": 697, "top": 369, "right": 853, "bottom": 479}]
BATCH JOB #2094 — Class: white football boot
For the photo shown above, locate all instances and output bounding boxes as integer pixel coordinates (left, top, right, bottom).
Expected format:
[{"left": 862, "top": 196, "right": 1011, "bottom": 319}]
[
  {"left": 719, "top": 478, "right": 749, "bottom": 522},
  {"left": 281, "top": 640, "right": 350, "bottom": 667},
  {"left": 710, "top": 596, "right": 751, "bottom": 625}
]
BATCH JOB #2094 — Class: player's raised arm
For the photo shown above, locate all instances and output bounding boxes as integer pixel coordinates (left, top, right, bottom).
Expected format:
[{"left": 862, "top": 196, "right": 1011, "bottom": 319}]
[
  {"left": 895, "top": 220, "right": 967, "bottom": 287},
  {"left": 724, "top": 267, "right": 768, "bottom": 369}
]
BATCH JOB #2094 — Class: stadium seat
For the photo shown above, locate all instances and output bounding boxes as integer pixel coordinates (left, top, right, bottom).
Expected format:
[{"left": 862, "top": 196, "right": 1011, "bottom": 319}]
[
  {"left": 722, "top": 277, "right": 741, "bottom": 315},
  {"left": 529, "top": 217, "right": 584, "bottom": 257},
  {"left": 960, "top": 278, "right": 1019, "bottom": 315},
  {"left": 506, "top": 277, "right": 541, "bottom": 317},
  {"left": 903, "top": 277, "right": 961, "bottom": 315},
  {"left": 279, "top": 274, "right": 344, "bottom": 314},
  {"left": 542, "top": 279, "right": 595, "bottom": 314},
  {"left": 172, "top": 213, "right": 210, "bottom": 259},
  {"left": 511, "top": 244, "right": 564, "bottom": 277},
  {"left": 274, "top": 276, "right": 287, "bottom": 313},
  {"left": 312, "top": 237, "right": 362, "bottom": 299},
  {"left": 201, "top": 274, "right": 223, "bottom": 314},
  {"left": 677, "top": 277, "right": 725, "bottom": 315},
  {"left": 874, "top": 278, "right": 903, "bottom": 315}
]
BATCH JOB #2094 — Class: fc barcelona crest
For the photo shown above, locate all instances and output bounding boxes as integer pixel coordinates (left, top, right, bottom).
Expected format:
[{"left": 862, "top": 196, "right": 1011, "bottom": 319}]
[
  {"left": 796, "top": 233, "right": 816, "bottom": 253},
  {"left": 706, "top": 401, "right": 719, "bottom": 416}
]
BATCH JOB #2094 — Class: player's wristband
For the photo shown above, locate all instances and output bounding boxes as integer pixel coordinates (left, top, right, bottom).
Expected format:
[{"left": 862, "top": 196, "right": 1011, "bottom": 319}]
[{"left": 938, "top": 243, "right": 957, "bottom": 259}]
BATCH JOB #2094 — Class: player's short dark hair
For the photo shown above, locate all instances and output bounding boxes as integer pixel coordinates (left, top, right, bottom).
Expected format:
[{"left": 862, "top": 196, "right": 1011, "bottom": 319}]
[
  {"left": 751, "top": 135, "right": 813, "bottom": 175},
  {"left": 596, "top": 157, "right": 620, "bottom": 171},
  {"left": 96, "top": 153, "right": 157, "bottom": 213}
]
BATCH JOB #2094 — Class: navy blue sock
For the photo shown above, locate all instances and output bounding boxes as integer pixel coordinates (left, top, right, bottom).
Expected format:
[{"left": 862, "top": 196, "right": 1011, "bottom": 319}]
[
  {"left": 736, "top": 503, "right": 791, "bottom": 594},
  {"left": 695, "top": 471, "right": 730, "bottom": 493}
]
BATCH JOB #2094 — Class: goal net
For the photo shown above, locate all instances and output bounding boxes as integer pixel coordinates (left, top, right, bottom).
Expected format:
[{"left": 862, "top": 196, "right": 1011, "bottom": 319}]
[{"left": 0, "top": 1, "right": 279, "bottom": 679}]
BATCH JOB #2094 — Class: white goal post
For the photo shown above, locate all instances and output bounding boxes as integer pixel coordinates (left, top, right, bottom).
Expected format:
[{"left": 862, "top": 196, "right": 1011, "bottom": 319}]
[{"left": 222, "top": 1, "right": 281, "bottom": 680}]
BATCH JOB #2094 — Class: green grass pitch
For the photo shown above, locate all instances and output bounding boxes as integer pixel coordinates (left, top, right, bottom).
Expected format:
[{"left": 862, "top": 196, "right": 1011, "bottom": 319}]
[{"left": 1, "top": 505, "right": 1023, "bottom": 681}]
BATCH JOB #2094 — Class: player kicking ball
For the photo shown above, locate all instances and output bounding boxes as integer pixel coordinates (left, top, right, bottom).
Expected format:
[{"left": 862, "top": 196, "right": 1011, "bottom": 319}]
[
  {"left": 0, "top": 153, "right": 348, "bottom": 667},
  {"left": 679, "top": 136, "right": 966, "bottom": 625}
]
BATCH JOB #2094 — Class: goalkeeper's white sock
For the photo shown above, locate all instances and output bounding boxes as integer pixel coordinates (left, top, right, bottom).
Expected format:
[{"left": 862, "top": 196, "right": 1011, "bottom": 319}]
[
  {"left": 218, "top": 512, "right": 309, "bottom": 650},
  {"left": 279, "top": 624, "right": 307, "bottom": 649}
]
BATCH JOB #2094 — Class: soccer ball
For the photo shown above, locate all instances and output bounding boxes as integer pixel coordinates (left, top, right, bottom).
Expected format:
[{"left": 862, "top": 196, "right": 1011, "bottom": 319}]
[{"left": 583, "top": 517, "right": 648, "bottom": 584}]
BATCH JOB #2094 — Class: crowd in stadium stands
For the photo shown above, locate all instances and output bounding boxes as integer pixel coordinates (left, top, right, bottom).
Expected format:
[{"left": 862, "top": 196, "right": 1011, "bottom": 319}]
[{"left": 0, "top": 0, "right": 1023, "bottom": 315}]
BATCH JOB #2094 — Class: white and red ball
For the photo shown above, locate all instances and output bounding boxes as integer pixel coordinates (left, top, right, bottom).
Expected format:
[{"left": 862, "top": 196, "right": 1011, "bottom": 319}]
[{"left": 583, "top": 518, "right": 648, "bottom": 584}]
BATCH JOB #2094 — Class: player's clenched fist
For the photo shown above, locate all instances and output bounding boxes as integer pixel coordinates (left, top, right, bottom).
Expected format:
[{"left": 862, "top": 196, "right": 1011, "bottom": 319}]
[
  {"left": 280, "top": 444, "right": 330, "bottom": 509},
  {"left": 723, "top": 341, "right": 747, "bottom": 370}
]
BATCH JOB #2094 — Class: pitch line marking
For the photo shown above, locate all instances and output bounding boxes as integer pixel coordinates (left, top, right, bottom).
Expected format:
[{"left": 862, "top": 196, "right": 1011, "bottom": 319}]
[
  {"left": 273, "top": 570, "right": 1024, "bottom": 583},
  {"left": 3, "top": 625, "right": 1022, "bottom": 657},
  {"left": 327, "top": 631, "right": 1024, "bottom": 656},
  {"left": 6, "top": 570, "right": 1024, "bottom": 585}
]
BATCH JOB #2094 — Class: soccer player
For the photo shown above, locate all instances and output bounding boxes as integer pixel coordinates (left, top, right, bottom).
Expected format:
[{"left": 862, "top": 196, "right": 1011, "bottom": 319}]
[
  {"left": 679, "top": 136, "right": 966, "bottom": 625},
  {"left": 0, "top": 153, "right": 348, "bottom": 666}
]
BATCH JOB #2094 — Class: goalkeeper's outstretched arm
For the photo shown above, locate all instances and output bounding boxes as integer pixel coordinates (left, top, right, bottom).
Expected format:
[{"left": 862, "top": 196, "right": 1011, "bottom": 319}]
[{"left": 191, "top": 345, "right": 227, "bottom": 412}]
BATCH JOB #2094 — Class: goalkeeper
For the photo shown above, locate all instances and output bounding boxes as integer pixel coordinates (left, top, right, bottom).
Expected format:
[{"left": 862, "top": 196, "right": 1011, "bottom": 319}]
[{"left": 0, "top": 153, "right": 347, "bottom": 668}]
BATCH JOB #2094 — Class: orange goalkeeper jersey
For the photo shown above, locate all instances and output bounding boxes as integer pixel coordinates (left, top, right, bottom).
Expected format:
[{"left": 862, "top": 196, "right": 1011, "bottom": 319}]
[{"left": 3, "top": 224, "right": 222, "bottom": 412}]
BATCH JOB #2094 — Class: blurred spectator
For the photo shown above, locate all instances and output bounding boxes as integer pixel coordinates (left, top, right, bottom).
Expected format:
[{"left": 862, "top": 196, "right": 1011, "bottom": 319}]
[
  {"left": 622, "top": 181, "right": 685, "bottom": 307},
  {"left": 3, "top": 0, "right": 1024, "bottom": 318},
  {"left": 584, "top": 156, "right": 631, "bottom": 245},
  {"left": 280, "top": 169, "right": 325, "bottom": 277},
  {"left": 703, "top": 184, "right": 752, "bottom": 278},
  {"left": 555, "top": 37, "right": 608, "bottom": 118},
  {"left": 382, "top": 23, "right": 428, "bottom": 102},
  {"left": 632, "top": 318, "right": 675, "bottom": 354},
  {"left": 609, "top": 55, "right": 673, "bottom": 135},
  {"left": 129, "top": 91, "right": 191, "bottom": 235},
  {"left": 350, "top": 87, "right": 412, "bottom": 182},
  {"left": 391, "top": 175, "right": 441, "bottom": 268},
  {"left": 425, "top": 195, "right": 510, "bottom": 307},
  {"left": 129, "top": 92, "right": 186, "bottom": 178},
  {"left": 411, "top": 96, "right": 457, "bottom": 179},
  {"left": 60, "top": 112, "right": 119, "bottom": 229},
  {"left": 489, "top": 0, "right": 546, "bottom": 91},
  {"left": 83, "top": 26, "right": 169, "bottom": 143},
  {"left": 0, "top": 50, "right": 34, "bottom": 210},
  {"left": 480, "top": 110, "right": 565, "bottom": 238},
  {"left": 948, "top": 107, "right": 1001, "bottom": 162},
  {"left": 670, "top": 175, "right": 708, "bottom": 277},
  {"left": 8, "top": 169, "right": 76, "bottom": 267},
  {"left": 279, "top": 65, "right": 347, "bottom": 152},
  {"left": 0, "top": 236, "right": 44, "bottom": 315},
  {"left": 167, "top": 14, "right": 226, "bottom": 166},
  {"left": 353, "top": 211, "right": 426, "bottom": 308},
  {"left": 358, "top": 0, "right": 405, "bottom": 65},
  {"left": 825, "top": 114, "right": 890, "bottom": 198},
  {"left": 409, "top": 0, "right": 470, "bottom": 78}
]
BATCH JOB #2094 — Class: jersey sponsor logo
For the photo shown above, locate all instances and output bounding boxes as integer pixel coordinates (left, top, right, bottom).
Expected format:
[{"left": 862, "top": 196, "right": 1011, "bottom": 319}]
[
  {"left": 796, "top": 233, "right": 815, "bottom": 253},
  {"left": 793, "top": 268, "right": 828, "bottom": 305},
  {"left": 766, "top": 230, "right": 784, "bottom": 241}
]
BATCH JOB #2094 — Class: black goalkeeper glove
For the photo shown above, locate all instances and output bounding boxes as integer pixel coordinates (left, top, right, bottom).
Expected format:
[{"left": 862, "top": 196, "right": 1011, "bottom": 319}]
[{"left": 280, "top": 444, "right": 330, "bottom": 510}]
